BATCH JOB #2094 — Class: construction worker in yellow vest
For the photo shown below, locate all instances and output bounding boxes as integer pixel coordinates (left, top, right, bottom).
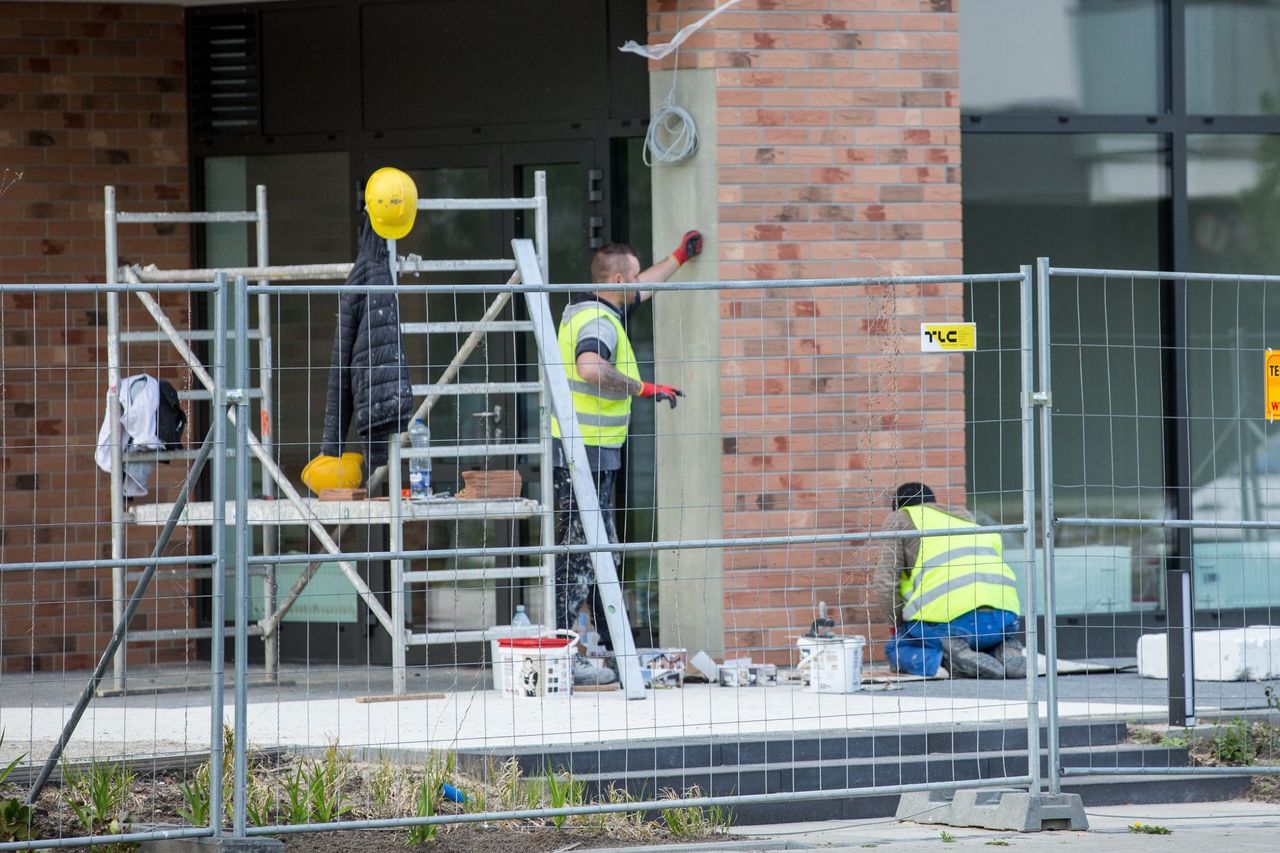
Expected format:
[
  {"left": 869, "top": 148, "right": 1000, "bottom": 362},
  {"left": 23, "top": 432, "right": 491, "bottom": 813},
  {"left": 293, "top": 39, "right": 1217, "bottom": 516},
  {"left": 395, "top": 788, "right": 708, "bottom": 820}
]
[
  {"left": 875, "top": 483, "right": 1026, "bottom": 679},
  {"left": 550, "top": 233, "right": 702, "bottom": 685}
]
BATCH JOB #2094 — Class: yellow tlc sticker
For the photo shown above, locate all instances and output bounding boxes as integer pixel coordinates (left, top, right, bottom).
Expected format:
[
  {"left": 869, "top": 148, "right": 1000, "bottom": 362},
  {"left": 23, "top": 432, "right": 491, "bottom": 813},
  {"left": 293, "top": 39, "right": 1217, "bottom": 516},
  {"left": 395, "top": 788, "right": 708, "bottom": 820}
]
[
  {"left": 920, "top": 322, "right": 976, "bottom": 352},
  {"left": 1267, "top": 349, "right": 1280, "bottom": 421}
]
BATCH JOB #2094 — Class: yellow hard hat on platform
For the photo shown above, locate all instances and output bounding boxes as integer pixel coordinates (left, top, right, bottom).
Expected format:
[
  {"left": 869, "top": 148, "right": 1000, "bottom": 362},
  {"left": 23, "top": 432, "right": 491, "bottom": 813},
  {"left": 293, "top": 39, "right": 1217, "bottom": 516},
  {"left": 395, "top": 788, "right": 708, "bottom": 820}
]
[
  {"left": 301, "top": 452, "right": 364, "bottom": 494},
  {"left": 364, "top": 167, "right": 418, "bottom": 239}
]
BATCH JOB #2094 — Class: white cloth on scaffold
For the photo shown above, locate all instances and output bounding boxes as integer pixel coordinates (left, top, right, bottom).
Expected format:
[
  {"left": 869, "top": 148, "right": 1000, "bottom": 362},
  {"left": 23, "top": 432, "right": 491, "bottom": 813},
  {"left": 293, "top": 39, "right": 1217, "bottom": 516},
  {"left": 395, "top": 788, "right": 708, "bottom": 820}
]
[{"left": 95, "top": 373, "right": 164, "bottom": 497}]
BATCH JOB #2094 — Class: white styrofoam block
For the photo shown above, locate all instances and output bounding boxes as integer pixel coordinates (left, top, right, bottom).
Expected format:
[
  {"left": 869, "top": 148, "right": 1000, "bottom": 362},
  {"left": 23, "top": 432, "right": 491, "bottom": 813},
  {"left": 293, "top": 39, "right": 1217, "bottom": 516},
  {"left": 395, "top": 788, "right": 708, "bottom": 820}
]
[{"left": 1137, "top": 625, "right": 1280, "bottom": 680}]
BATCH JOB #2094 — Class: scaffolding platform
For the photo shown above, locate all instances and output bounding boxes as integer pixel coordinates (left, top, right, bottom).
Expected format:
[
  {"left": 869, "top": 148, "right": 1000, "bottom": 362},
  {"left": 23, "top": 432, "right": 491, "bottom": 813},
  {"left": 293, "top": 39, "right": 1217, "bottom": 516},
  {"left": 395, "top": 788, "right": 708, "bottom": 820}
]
[{"left": 126, "top": 497, "right": 542, "bottom": 526}]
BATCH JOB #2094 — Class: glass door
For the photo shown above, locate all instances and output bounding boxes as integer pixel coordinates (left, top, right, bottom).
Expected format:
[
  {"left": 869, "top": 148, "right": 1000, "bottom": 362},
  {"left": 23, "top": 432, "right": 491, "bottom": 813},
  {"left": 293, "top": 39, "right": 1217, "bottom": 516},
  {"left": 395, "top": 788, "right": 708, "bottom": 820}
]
[{"left": 366, "top": 145, "right": 523, "bottom": 665}]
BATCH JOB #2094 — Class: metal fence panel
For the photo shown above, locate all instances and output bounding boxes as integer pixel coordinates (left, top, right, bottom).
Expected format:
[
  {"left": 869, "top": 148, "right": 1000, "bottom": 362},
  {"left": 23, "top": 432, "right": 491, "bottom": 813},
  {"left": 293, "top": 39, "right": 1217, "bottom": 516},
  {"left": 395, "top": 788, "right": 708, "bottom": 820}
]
[
  {"left": 1040, "top": 262, "right": 1280, "bottom": 789},
  {"left": 0, "top": 280, "right": 224, "bottom": 851},
  {"left": 3, "top": 262, "right": 1045, "bottom": 846}
]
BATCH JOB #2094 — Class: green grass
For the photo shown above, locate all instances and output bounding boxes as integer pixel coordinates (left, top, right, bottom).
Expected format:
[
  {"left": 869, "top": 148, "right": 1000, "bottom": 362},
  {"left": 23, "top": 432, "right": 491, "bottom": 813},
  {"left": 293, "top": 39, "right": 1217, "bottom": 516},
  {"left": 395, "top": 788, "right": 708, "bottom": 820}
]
[
  {"left": 0, "top": 729, "right": 33, "bottom": 843},
  {"left": 1128, "top": 822, "right": 1172, "bottom": 835},
  {"left": 405, "top": 776, "right": 437, "bottom": 846},
  {"left": 657, "top": 787, "right": 732, "bottom": 838}
]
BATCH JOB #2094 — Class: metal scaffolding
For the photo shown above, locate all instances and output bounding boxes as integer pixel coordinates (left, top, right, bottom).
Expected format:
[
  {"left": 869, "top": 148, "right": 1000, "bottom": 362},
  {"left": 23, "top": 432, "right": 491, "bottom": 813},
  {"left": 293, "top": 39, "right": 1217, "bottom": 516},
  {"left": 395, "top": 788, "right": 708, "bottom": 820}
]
[{"left": 100, "top": 173, "right": 590, "bottom": 696}]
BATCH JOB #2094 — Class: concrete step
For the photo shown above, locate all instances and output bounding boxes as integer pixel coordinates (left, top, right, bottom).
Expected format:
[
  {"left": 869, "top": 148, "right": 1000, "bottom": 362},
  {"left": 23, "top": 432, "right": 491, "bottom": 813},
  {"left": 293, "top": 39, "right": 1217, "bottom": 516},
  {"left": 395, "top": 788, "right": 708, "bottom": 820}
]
[
  {"left": 713, "top": 769, "right": 1256, "bottom": 827},
  {"left": 455, "top": 721, "right": 1128, "bottom": 778},
  {"left": 1061, "top": 772, "right": 1255, "bottom": 806},
  {"left": 562, "top": 745, "right": 1187, "bottom": 801}
]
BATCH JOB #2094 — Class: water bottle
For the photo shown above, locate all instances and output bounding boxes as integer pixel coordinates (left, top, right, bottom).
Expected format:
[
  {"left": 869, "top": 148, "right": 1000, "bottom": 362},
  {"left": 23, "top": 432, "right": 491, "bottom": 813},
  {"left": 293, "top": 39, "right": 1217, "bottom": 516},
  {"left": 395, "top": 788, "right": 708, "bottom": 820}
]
[
  {"left": 511, "top": 605, "right": 531, "bottom": 626},
  {"left": 408, "top": 418, "right": 432, "bottom": 500}
]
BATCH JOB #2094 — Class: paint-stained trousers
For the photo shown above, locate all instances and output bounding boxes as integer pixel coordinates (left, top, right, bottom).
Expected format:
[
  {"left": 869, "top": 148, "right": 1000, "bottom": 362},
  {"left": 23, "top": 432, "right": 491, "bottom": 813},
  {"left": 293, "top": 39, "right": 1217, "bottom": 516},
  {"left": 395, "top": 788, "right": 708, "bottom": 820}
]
[{"left": 553, "top": 466, "right": 618, "bottom": 650}]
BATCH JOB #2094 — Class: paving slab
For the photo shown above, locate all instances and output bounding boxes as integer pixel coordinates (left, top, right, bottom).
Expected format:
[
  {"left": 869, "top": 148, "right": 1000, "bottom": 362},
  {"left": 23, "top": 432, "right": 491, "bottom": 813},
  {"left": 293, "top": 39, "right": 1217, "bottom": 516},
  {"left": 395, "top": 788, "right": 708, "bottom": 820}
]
[{"left": 730, "top": 801, "right": 1280, "bottom": 852}]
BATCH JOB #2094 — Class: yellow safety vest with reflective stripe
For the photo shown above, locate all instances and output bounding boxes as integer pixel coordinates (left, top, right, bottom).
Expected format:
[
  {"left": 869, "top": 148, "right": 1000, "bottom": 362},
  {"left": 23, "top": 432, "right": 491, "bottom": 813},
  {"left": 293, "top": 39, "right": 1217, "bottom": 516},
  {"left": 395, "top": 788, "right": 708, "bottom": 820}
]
[
  {"left": 550, "top": 301, "right": 639, "bottom": 448},
  {"left": 898, "top": 505, "right": 1021, "bottom": 622}
]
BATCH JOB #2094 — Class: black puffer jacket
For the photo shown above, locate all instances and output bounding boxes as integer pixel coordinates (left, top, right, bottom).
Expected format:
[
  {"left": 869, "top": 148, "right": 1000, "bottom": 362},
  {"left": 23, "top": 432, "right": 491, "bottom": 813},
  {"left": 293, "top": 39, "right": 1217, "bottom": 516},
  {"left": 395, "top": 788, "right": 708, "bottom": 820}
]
[{"left": 320, "top": 215, "right": 414, "bottom": 465}]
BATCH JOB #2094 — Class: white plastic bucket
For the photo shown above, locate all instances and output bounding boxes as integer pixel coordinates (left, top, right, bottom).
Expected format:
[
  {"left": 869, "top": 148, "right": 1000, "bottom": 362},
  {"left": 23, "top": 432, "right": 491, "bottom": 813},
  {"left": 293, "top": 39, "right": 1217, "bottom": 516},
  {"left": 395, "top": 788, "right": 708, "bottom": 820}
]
[
  {"left": 489, "top": 624, "right": 547, "bottom": 694},
  {"left": 807, "top": 636, "right": 865, "bottom": 693},
  {"left": 495, "top": 630, "right": 578, "bottom": 698}
]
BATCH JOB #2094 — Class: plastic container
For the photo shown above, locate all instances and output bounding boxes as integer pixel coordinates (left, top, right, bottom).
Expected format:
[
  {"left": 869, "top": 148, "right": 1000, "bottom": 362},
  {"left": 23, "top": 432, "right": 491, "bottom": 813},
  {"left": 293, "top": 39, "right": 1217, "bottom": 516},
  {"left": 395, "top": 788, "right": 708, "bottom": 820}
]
[
  {"left": 510, "top": 605, "right": 531, "bottom": 626},
  {"left": 806, "top": 635, "right": 865, "bottom": 694},
  {"left": 408, "top": 418, "right": 432, "bottom": 499},
  {"left": 494, "top": 630, "right": 578, "bottom": 698}
]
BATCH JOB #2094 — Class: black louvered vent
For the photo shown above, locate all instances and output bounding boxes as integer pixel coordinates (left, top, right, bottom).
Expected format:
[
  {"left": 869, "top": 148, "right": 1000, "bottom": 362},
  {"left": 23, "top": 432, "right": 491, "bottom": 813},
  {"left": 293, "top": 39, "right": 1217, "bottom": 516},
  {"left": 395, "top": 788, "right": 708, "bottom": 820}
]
[{"left": 189, "top": 11, "right": 261, "bottom": 135}]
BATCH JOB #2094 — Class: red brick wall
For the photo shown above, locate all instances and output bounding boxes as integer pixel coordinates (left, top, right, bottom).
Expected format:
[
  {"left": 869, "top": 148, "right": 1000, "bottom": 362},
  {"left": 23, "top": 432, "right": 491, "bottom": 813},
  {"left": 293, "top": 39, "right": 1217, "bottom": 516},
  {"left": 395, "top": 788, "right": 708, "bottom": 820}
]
[
  {"left": 0, "top": 2, "right": 192, "bottom": 674},
  {"left": 648, "top": 0, "right": 964, "bottom": 661}
]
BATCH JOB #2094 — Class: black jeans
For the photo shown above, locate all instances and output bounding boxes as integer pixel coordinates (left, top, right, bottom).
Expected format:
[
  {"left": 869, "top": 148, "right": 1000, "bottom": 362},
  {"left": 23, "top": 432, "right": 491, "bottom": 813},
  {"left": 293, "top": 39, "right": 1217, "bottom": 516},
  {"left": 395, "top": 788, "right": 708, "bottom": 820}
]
[{"left": 553, "top": 466, "right": 619, "bottom": 651}]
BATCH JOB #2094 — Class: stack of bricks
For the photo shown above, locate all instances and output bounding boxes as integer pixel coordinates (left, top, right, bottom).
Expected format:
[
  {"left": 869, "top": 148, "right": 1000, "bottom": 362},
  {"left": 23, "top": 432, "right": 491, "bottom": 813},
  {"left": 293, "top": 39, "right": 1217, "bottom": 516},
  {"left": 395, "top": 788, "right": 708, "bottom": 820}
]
[
  {"left": 647, "top": 0, "right": 965, "bottom": 661},
  {"left": 0, "top": 3, "right": 192, "bottom": 674}
]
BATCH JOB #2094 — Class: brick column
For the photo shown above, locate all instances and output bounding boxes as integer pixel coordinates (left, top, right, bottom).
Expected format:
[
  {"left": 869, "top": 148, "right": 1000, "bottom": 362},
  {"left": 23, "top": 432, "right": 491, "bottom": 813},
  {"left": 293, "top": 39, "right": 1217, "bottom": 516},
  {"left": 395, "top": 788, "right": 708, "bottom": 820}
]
[
  {"left": 0, "top": 3, "right": 191, "bottom": 674},
  {"left": 648, "top": 0, "right": 964, "bottom": 662}
]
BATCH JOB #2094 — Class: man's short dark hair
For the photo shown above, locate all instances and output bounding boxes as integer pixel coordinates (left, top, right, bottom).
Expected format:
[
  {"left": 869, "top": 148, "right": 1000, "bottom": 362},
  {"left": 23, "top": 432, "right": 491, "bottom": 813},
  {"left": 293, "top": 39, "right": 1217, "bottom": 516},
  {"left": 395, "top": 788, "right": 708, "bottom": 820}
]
[
  {"left": 591, "top": 242, "right": 638, "bottom": 284},
  {"left": 893, "top": 482, "right": 937, "bottom": 511}
]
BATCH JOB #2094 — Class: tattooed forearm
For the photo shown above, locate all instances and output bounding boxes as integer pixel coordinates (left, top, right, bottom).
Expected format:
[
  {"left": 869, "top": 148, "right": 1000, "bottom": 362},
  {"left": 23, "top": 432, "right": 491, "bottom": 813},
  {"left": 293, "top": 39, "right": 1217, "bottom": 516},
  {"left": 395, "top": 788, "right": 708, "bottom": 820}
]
[
  {"left": 590, "top": 363, "right": 641, "bottom": 396},
  {"left": 576, "top": 353, "right": 641, "bottom": 397}
]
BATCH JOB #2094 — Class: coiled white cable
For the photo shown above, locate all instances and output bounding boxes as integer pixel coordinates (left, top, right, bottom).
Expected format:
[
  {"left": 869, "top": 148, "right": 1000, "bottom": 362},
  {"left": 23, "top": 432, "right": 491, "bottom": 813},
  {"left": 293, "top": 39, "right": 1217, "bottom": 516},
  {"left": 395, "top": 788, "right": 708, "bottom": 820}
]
[{"left": 644, "top": 100, "right": 700, "bottom": 166}]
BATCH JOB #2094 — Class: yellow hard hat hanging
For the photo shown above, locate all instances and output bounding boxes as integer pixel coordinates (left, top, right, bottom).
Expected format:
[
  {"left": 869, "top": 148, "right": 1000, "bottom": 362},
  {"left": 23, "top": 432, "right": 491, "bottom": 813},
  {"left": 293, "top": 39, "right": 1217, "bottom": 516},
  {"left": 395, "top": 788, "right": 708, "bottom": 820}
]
[{"left": 364, "top": 167, "right": 418, "bottom": 239}]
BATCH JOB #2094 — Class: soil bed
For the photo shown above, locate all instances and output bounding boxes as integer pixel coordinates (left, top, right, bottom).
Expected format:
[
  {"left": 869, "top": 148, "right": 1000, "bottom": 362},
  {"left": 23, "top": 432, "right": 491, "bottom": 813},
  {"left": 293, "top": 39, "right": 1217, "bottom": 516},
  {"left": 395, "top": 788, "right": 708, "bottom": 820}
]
[{"left": 283, "top": 825, "right": 709, "bottom": 852}]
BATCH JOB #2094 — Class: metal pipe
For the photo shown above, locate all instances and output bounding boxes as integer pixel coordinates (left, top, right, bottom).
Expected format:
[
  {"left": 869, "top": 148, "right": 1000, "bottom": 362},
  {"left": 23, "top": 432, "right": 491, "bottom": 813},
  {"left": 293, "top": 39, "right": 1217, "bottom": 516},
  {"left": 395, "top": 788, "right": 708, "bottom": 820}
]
[
  {"left": 1036, "top": 257, "right": 1062, "bottom": 796},
  {"left": 1050, "top": 266, "right": 1280, "bottom": 284},
  {"left": 535, "top": 170, "right": 549, "bottom": 286},
  {"left": 244, "top": 775, "right": 1035, "bottom": 837},
  {"left": 1057, "top": 516, "right": 1280, "bottom": 530},
  {"left": 116, "top": 211, "right": 258, "bottom": 223},
  {"left": 130, "top": 258, "right": 516, "bottom": 283},
  {"left": 130, "top": 625, "right": 263, "bottom": 641},
  {"left": 119, "top": 274, "right": 394, "bottom": 638},
  {"left": 251, "top": 271, "right": 1027, "bottom": 295},
  {"left": 209, "top": 272, "right": 228, "bottom": 836},
  {"left": 535, "top": 171, "right": 555, "bottom": 625},
  {"left": 232, "top": 275, "right": 250, "bottom": 837},
  {"left": 1019, "top": 263, "right": 1042, "bottom": 796},
  {"left": 24, "top": 423, "right": 217, "bottom": 804},
  {"left": 0, "top": 283, "right": 218, "bottom": 293},
  {"left": 389, "top": 437, "right": 406, "bottom": 696},
  {"left": 0, "top": 555, "right": 213, "bottom": 574},
  {"left": 255, "top": 184, "right": 278, "bottom": 683},
  {"left": 0, "top": 826, "right": 213, "bottom": 852},
  {"left": 105, "top": 185, "right": 126, "bottom": 694},
  {"left": 247, "top": 524, "right": 1030, "bottom": 566},
  {"left": 419, "top": 198, "right": 540, "bottom": 210}
]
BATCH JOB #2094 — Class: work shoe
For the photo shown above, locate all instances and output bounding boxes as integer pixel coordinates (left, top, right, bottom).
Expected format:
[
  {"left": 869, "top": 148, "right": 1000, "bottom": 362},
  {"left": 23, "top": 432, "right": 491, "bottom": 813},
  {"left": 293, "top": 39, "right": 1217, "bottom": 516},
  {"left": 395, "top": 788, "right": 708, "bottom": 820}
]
[
  {"left": 573, "top": 654, "right": 617, "bottom": 686},
  {"left": 993, "top": 640, "right": 1027, "bottom": 679},
  {"left": 940, "top": 637, "right": 1006, "bottom": 680}
]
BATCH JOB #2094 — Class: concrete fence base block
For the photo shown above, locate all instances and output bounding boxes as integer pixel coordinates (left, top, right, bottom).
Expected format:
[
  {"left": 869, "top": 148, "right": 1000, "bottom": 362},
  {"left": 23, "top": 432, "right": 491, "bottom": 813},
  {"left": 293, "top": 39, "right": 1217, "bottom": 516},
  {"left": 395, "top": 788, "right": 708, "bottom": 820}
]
[
  {"left": 896, "top": 788, "right": 1089, "bottom": 832},
  {"left": 141, "top": 837, "right": 284, "bottom": 853}
]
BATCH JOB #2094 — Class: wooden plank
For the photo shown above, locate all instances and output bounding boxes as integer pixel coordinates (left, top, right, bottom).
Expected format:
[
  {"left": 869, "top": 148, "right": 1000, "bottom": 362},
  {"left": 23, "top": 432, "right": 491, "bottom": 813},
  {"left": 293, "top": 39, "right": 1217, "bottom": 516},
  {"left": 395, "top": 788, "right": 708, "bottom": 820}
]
[{"left": 354, "top": 691, "right": 447, "bottom": 704}]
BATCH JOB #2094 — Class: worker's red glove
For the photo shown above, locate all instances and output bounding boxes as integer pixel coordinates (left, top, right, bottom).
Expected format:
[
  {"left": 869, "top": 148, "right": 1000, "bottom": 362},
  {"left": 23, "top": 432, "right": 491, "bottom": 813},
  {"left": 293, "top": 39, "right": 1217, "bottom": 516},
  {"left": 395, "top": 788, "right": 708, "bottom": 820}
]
[
  {"left": 639, "top": 381, "right": 683, "bottom": 409},
  {"left": 671, "top": 230, "right": 703, "bottom": 266}
]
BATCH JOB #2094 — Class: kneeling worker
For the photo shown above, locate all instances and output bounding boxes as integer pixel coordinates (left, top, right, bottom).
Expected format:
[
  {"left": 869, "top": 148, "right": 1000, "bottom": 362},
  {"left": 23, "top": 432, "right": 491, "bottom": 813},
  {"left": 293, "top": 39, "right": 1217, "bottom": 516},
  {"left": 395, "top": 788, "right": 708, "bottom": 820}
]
[{"left": 876, "top": 483, "right": 1026, "bottom": 679}]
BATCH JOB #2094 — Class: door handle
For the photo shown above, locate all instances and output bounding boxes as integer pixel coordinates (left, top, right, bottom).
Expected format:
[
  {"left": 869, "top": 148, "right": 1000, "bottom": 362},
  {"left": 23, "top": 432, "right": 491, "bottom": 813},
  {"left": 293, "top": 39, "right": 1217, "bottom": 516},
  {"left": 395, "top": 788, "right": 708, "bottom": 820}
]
[{"left": 472, "top": 405, "right": 503, "bottom": 442}]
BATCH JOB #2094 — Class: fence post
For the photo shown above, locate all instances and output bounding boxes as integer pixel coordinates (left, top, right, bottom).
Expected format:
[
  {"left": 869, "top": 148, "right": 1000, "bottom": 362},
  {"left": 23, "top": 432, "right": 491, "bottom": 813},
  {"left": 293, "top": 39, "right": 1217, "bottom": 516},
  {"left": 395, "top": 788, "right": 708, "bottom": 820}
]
[
  {"left": 210, "top": 271, "right": 228, "bottom": 835},
  {"left": 232, "top": 274, "right": 251, "bottom": 836},
  {"left": 1019, "top": 263, "right": 1041, "bottom": 795},
  {"left": 1035, "top": 257, "right": 1062, "bottom": 794}
]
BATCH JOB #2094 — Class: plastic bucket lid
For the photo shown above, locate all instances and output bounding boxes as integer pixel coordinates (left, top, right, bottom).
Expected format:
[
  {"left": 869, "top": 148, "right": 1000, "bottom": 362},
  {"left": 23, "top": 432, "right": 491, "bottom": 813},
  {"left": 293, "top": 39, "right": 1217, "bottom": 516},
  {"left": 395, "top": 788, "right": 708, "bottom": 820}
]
[{"left": 497, "top": 636, "right": 575, "bottom": 650}]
